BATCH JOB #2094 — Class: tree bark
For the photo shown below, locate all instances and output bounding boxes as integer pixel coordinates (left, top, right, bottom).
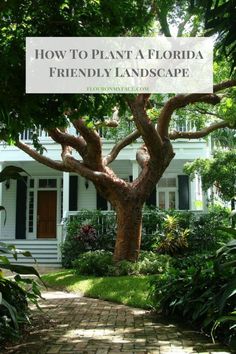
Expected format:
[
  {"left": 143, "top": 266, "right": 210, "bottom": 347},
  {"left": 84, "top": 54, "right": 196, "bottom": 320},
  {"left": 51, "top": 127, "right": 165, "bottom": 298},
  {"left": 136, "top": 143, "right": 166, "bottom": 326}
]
[{"left": 113, "top": 202, "right": 143, "bottom": 262}]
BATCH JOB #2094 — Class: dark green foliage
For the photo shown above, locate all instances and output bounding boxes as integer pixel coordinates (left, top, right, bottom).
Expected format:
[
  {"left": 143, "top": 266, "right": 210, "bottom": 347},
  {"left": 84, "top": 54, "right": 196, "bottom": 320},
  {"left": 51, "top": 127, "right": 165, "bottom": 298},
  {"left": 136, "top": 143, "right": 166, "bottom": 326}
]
[
  {"left": 203, "top": 0, "right": 236, "bottom": 74},
  {"left": 0, "top": 0, "right": 155, "bottom": 140},
  {"left": 61, "top": 210, "right": 116, "bottom": 268},
  {"left": 188, "top": 208, "right": 230, "bottom": 252},
  {"left": 149, "top": 240, "right": 236, "bottom": 348},
  {"left": 72, "top": 250, "right": 171, "bottom": 277},
  {"left": 115, "top": 252, "right": 171, "bottom": 276},
  {"left": 0, "top": 242, "right": 42, "bottom": 346},
  {"left": 170, "top": 252, "right": 213, "bottom": 271},
  {"left": 0, "top": 278, "right": 28, "bottom": 343},
  {"left": 62, "top": 207, "right": 230, "bottom": 267},
  {"left": 143, "top": 207, "right": 229, "bottom": 254},
  {"left": 72, "top": 250, "right": 114, "bottom": 277}
]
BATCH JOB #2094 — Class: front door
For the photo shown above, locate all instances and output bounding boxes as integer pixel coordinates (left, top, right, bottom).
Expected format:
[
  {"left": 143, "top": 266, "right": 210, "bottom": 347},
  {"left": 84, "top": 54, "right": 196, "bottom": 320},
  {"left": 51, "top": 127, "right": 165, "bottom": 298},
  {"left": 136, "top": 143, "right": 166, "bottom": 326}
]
[{"left": 37, "top": 191, "right": 57, "bottom": 238}]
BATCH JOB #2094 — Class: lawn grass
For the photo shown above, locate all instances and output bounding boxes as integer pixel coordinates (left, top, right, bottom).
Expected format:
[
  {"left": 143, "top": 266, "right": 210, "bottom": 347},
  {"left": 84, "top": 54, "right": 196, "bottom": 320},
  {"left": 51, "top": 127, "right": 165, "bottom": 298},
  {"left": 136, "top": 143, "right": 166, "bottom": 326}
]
[{"left": 42, "top": 270, "right": 154, "bottom": 309}]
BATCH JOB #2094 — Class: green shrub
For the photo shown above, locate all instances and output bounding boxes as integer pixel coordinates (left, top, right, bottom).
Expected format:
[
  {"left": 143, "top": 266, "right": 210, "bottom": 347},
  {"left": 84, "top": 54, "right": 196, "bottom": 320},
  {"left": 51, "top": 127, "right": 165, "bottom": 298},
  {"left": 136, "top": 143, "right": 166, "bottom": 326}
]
[
  {"left": 72, "top": 250, "right": 114, "bottom": 276},
  {"left": 73, "top": 250, "right": 171, "bottom": 277},
  {"left": 142, "top": 208, "right": 229, "bottom": 253},
  {"left": 170, "top": 253, "right": 213, "bottom": 270},
  {"left": 137, "top": 252, "right": 171, "bottom": 275},
  {"left": 61, "top": 210, "right": 116, "bottom": 268},
  {"left": 114, "top": 252, "right": 171, "bottom": 276},
  {"left": 188, "top": 208, "right": 230, "bottom": 252},
  {"left": 62, "top": 207, "right": 231, "bottom": 267},
  {"left": 149, "top": 240, "right": 236, "bottom": 348}
]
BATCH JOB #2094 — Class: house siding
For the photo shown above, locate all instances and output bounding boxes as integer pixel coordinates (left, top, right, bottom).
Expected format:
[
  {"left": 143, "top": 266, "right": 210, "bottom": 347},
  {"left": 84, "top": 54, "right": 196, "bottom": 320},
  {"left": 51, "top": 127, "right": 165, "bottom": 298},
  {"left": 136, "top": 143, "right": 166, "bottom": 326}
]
[{"left": 78, "top": 176, "right": 96, "bottom": 210}]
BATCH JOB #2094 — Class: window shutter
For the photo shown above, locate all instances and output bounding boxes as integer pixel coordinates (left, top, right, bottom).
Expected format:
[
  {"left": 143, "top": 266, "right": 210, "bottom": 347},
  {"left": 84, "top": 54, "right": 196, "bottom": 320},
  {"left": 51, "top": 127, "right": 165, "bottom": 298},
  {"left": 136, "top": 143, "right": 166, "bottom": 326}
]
[
  {"left": 69, "top": 176, "right": 78, "bottom": 211},
  {"left": 96, "top": 192, "right": 108, "bottom": 210},
  {"left": 15, "top": 177, "right": 27, "bottom": 239},
  {"left": 178, "top": 175, "right": 189, "bottom": 210},
  {"left": 146, "top": 187, "right": 157, "bottom": 207}
]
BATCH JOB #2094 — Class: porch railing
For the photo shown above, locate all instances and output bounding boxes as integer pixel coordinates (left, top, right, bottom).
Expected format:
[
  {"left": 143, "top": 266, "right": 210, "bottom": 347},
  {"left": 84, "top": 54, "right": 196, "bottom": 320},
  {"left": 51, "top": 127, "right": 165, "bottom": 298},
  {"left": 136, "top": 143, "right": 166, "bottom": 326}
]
[
  {"left": 56, "top": 209, "right": 204, "bottom": 251},
  {"left": 19, "top": 125, "right": 78, "bottom": 142}
]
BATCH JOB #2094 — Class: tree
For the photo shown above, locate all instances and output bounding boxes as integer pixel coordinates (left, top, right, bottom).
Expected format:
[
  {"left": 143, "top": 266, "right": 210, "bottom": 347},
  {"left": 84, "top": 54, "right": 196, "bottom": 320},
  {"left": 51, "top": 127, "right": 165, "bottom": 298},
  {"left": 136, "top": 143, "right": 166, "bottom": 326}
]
[
  {"left": 184, "top": 150, "right": 236, "bottom": 203},
  {"left": 1, "top": 1, "right": 236, "bottom": 261},
  {"left": 197, "top": 0, "right": 236, "bottom": 74}
]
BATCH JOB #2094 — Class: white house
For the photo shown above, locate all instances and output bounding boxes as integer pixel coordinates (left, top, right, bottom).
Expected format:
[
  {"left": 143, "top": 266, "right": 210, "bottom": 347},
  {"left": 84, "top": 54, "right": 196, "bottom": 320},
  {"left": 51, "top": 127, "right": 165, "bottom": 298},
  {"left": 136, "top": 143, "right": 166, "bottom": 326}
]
[{"left": 0, "top": 126, "right": 210, "bottom": 266}]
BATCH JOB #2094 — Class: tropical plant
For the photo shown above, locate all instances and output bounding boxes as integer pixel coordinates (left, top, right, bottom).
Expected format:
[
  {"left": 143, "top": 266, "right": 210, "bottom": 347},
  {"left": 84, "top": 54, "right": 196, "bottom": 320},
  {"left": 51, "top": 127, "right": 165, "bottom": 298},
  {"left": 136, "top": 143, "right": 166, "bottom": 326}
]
[
  {"left": 61, "top": 210, "right": 116, "bottom": 268},
  {"left": 149, "top": 240, "right": 236, "bottom": 348},
  {"left": 0, "top": 242, "right": 42, "bottom": 345},
  {"left": 74, "top": 224, "right": 98, "bottom": 249},
  {"left": 155, "top": 215, "right": 190, "bottom": 256}
]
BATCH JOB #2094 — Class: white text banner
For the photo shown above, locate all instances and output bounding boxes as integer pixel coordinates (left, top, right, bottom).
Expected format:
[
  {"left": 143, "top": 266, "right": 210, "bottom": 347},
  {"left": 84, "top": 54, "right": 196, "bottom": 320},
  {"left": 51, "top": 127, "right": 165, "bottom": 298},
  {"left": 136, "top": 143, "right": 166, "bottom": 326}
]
[{"left": 26, "top": 37, "right": 213, "bottom": 94}]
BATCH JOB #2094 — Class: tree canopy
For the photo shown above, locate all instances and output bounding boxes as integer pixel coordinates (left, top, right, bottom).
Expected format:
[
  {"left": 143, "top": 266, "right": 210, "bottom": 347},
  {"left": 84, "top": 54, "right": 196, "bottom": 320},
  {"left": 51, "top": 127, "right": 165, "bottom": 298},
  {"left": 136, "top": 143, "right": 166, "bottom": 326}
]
[
  {"left": 201, "top": 0, "right": 236, "bottom": 74},
  {"left": 1, "top": 0, "right": 235, "bottom": 143},
  {"left": 184, "top": 150, "right": 236, "bottom": 202},
  {"left": 0, "top": 0, "right": 155, "bottom": 141}
]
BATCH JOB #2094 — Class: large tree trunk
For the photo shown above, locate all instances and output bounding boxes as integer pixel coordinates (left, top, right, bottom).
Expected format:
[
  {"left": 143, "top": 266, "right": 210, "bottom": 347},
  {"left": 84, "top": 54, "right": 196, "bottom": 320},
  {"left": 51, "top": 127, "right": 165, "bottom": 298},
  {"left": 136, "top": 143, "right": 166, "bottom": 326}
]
[{"left": 113, "top": 202, "right": 143, "bottom": 262}]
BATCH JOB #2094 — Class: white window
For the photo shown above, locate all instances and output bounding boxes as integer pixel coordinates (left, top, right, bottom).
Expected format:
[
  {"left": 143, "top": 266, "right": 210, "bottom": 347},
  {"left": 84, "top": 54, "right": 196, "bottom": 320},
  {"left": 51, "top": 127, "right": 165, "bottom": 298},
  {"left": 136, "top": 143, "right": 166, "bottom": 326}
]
[{"left": 157, "top": 177, "right": 177, "bottom": 209}]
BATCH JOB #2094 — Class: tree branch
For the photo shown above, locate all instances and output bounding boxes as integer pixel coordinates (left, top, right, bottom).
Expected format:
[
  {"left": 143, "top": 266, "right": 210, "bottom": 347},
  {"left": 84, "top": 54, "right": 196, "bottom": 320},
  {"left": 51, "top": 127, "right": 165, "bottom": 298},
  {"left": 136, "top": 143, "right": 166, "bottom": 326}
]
[
  {"left": 169, "top": 121, "right": 230, "bottom": 140},
  {"left": 104, "top": 130, "right": 141, "bottom": 165},
  {"left": 48, "top": 128, "right": 87, "bottom": 158},
  {"left": 136, "top": 145, "right": 150, "bottom": 169},
  {"left": 72, "top": 118, "right": 103, "bottom": 170},
  {"left": 158, "top": 94, "right": 222, "bottom": 138},
  {"left": 61, "top": 154, "right": 105, "bottom": 181},
  {"left": 186, "top": 106, "right": 223, "bottom": 119},
  {"left": 157, "top": 79, "right": 236, "bottom": 139},
  {"left": 15, "top": 140, "right": 73, "bottom": 172},
  {"left": 127, "top": 94, "right": 163, "bottom": 159},
  {"left": 61, "top": 144, "right": 72, "bottom": 161},
  {"left": 214, "top": 79, "right": 236, "bottom": 92},
  {"left": 156, "top": 7, "right": 171, "bottom": 36},
  {"left": 177, "top": 13, "right": 192, "bottom": 36}
]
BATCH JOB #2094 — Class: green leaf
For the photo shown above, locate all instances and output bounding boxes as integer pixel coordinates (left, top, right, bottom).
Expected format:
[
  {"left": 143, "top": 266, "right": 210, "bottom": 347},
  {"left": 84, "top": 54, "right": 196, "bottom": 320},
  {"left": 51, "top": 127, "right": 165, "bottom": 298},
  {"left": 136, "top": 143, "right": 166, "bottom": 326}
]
[
  {"left": 0, "top": 263, "right": 41, "bottom": 278},
  {"left": 0, "top": 165, "right": 30, "bottom": 183},
  {"left": 218, "top": 279, "right": 236, "bottom": 314},
  {"left": 212, "top": 312, "right": 236, "bottom": 341},
  {"left": 0, "top": 255, "right": 10, "bottom": 264},
  {"left": 1, "top": 298, "right": 19, "bottom": 330},
  {"left": 22, "top": 251, "right": 33, "bottom": 258},
  {"left": 0, "top": 205, "right": 6, "bottom": 225}
]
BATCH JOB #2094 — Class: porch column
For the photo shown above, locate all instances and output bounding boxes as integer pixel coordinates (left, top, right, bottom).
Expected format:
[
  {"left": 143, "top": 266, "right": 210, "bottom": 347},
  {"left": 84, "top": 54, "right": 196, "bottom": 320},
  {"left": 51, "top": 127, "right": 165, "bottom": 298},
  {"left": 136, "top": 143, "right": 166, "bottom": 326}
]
[
  {"left": 63, "top": 172, "right": 70, "bottom": 218},
  {"left": 202, "top": 191, "right": 209, "bottom": 213},
  {"left": 190, "top": 176, "right": 197, "bottom": 210},
  {"left": 132, "top": 161, "right": 139, "bottom": 181}
]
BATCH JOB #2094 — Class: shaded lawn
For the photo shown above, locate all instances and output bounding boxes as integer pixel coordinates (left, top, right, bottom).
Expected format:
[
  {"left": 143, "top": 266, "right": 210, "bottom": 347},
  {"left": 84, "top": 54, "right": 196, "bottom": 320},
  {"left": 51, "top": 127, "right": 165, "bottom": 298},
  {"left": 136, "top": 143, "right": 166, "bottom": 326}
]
[{"left": 42, "top": 270, "right": 154, "bottom": 309}]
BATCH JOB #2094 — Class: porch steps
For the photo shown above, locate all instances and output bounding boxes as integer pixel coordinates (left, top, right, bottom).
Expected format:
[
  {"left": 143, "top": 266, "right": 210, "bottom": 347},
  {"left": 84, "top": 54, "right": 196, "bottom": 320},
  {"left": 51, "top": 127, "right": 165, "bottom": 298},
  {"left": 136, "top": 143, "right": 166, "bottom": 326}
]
[{"left": 1, "top": 240, "right": 61, "bottom": 267}]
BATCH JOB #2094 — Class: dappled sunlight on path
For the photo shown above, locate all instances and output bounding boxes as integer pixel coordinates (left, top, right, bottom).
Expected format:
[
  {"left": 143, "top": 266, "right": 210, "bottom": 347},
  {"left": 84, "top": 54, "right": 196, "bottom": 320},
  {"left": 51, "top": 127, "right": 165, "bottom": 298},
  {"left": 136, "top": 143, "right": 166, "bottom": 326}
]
[{"left": 3, "top": 290, "right": 232, "bottom": 354}]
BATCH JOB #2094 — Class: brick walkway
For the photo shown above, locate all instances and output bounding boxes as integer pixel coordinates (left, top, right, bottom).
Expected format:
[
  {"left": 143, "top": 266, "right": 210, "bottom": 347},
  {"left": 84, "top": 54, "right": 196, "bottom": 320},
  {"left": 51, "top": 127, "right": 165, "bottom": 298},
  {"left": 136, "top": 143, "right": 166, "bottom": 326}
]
[{"left": 4, "top": 290, "right": 232, "bottom": 354}]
